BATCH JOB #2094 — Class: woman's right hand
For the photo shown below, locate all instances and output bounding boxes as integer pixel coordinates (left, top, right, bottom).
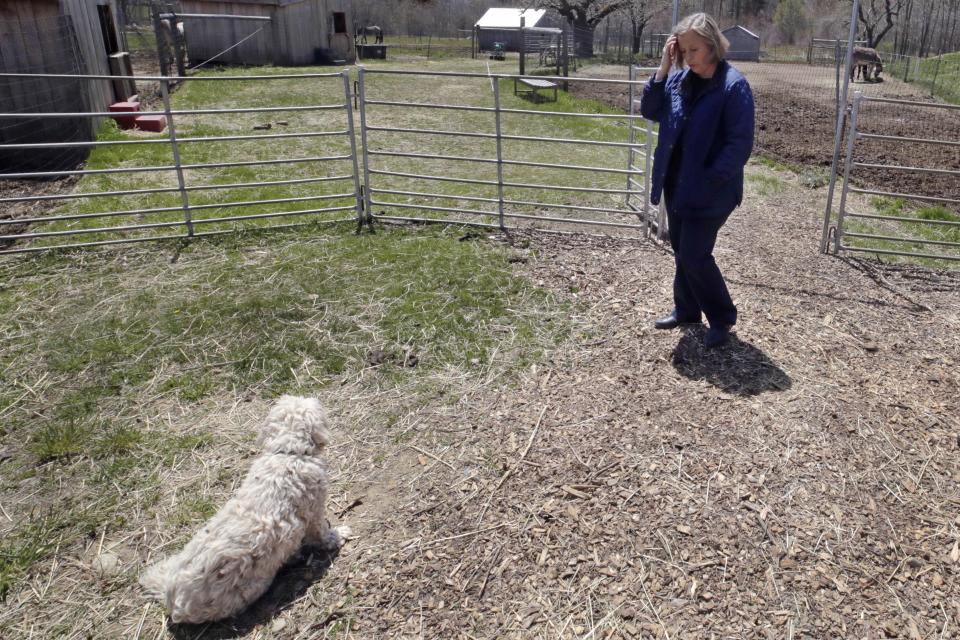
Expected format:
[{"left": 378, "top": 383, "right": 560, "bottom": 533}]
[{"left": 657, "top": 35, "right": 677, "bottom": 80}]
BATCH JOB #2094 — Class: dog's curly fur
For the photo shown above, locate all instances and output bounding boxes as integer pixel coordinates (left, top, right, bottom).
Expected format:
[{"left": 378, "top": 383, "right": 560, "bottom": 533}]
[{"left": 139, "top": 396, "right": 350, "bottom": 624}]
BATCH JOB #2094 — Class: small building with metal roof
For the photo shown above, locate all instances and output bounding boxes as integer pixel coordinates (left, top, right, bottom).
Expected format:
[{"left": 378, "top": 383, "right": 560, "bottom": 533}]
[
  {"left": 475, "top": 7, "right": 554, "bottom": 52},
  {"left": 722, "top": 25, "right": 760, "bottom": 62}
]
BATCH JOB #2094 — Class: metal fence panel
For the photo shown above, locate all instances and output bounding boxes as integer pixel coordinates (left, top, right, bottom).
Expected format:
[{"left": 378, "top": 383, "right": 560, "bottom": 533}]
[
  {"left": 830, "top": 92, "right": 960, "bottom": 262},
  {"left": 0, "top": 70, "right": 362, "bottom": 254},
  {"left": 358, "top": 67, "right": 653, "bottom": 236}
]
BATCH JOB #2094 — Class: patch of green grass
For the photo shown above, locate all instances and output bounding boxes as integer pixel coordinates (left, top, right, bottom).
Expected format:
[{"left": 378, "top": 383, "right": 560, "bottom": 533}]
[
  {"left": 29, "top": 421, "right": 92, "bottom": 463},
  {"left": 0, "top": 222, "right": 571, "bottom": 599},
  {"left": 911, "top": 206, "right": 960, "bottom": 244},
  {"left": 752, "top": 155, "right": 792, "bottom": 172},
  {"left": 160, "top": 372, "right": 216, "bottom": 401},
  {"left": 168, "top": 495, "right": 219, "bottom": 528},
  {"left": 746, "top": 173, "right": 786, "bottom": 196},
  {"left": 870, "top": 196, "right": 905, "bottom": 217},
  {"left": 916, "top": 205, "right": 960, "bottom": 222},
  {"left": 0, "top": 516, "right": 58, "bottom": 602}
]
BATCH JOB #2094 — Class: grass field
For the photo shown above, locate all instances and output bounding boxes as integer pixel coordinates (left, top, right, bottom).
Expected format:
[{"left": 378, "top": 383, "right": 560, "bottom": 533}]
[
  {"left": 0, "top": 222, "right": 573, "bottom": 622},
  {"left": 885, "top": 50, "right": 960, "bottom": 105}
]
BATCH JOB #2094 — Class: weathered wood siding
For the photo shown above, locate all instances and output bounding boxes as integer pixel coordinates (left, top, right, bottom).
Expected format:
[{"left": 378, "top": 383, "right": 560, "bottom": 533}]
[
  {"left": 180, "top": 0, "right": 353, "bottom": 66},
  {"left": 61, "top": 0, "right": 121, "bottom": 108},
  {"left": 0, "top": 0, "right": 123, "bottom": 171},
  {"left": 181, "top": 0, "right": 276, "bottom": 66}
]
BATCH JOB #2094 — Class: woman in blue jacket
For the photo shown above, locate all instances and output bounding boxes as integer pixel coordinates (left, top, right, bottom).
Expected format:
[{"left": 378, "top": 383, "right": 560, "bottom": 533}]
[{"left": 640, "top": 12, "right": 754, "bottom": 348}]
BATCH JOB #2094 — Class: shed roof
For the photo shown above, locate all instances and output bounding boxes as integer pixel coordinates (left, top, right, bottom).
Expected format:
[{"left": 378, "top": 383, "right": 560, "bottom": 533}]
[
  {"left": 475, "top": 8, "right": 546, "bottom": 29},
  {"left": 722, "top": 24, "right": 759, "bottom": 40}
]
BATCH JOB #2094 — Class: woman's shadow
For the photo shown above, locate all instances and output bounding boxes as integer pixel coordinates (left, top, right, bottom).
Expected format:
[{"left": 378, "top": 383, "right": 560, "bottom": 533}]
[
  {"left": 670, "top": 328, "right": 791, "bottom": 395},
  {"left": 167, "top": 544, "right": 342, "bottom": 640}
]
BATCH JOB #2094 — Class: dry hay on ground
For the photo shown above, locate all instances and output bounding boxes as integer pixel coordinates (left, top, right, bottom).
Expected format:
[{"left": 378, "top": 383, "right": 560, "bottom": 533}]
[
  {"left": 302, "top": 167, "right": 959, "bottom": 639},
  {"left": 1, "top": 161, "right": 958, "bottom": 638}
]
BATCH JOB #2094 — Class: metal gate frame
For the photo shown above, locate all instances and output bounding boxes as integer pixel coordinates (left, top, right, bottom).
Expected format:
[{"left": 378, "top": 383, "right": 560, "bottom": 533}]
[
  {"left": 830, "top": 91, "right": 960, "bottom": 261},
  {"left": 0, "top": 69, "right": 362, "bottom": 255},
  {"left": 356, "top": 67, "right": 654, "bottom": 235}
]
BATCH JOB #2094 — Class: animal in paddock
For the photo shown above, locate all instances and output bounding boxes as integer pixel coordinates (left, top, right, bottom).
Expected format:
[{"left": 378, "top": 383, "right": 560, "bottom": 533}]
[
  {"left": 357, "top": 25, "right": 383, "bottom": 44},
  {"left": 851, "top": 46, "right": 883, "bottom": 82}
]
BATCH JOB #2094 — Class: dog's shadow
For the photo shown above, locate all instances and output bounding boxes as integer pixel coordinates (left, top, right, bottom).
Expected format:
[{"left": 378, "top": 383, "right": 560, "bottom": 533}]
[
  {"left": 167, "top": 545, "right": 341, "bottom": 640},
  {"left": 670, "top": 329, "right": 792, "bottom": 396}
]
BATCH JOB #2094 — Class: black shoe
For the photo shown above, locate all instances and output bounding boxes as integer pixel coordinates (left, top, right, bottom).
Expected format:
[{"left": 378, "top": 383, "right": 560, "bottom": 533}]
[
  {"left": 704, "top": 326, "right": 730, "bottom": 348},
  {"left": 654, "top": 311, "right": 700, "bottom": 330}
]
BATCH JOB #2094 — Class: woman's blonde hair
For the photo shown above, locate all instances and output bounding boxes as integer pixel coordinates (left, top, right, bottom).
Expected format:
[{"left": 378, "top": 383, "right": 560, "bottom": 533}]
[{"left": 673, "top": 12, "right": 729, "bottom": 67}]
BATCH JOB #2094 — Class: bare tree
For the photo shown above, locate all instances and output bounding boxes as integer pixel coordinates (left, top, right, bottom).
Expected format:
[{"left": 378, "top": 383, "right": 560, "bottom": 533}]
[
  {"left": 852, "top": 0, "right": 904, "bottom": 48},
  {"left": 622, "top": 0, "right": 668, "bottom": 56},
  {"left": 537, "top": 0, "right": 631, "bottom": 57}
]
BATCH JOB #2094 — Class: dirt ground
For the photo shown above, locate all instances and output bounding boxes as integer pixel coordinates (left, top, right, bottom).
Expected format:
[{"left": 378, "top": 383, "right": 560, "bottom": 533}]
[{"left": 573, "top": 62, "right": 960, "bottom": 203}]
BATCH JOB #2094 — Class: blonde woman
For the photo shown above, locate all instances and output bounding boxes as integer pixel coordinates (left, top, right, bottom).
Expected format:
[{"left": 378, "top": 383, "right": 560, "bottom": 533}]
[{"left": 640, "top": 13, "right": 755, "bottom": 349}]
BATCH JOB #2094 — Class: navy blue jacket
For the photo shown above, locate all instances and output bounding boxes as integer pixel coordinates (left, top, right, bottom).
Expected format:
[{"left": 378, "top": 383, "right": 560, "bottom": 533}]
[{"left": 640, "top": 60, "right": 755, "bottom": 217}]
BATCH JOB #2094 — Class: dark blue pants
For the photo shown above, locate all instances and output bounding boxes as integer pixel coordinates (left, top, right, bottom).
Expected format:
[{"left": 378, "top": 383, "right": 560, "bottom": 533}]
[{"left": 664, "top": 205, "right": 737, "bottom": 328}]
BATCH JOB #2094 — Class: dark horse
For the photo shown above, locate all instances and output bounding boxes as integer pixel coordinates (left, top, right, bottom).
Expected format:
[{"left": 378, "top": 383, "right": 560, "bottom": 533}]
[{"left": 356, "top": 25, "right": 383, "bottom": 44}]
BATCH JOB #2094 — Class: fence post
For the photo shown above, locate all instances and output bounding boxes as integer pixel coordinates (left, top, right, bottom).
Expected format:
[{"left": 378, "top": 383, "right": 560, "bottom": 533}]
[
  {"left": 820, "top": 0, "right": 859, "bottom": 253},
  {"left": 834, "top": 91, "right": 862, "bottom": 254},
  {"left": 159, "top": 78, "right": 193, "bottom": 238},
  {"left": 931, "top": 53, "right": 942, "bottom": 97},
  {"left": 356, "top": 66, "right": 373, "bottom": 229},
  {"left": 341, "top": 70, "right": 365, "bottom": 232},
  {"left": 519, "top": 17, "right": 526, "bottom": 76},
  {"left": 626, "top": 65, "right": 636, "bottom": 212},
  {"left": 492, "top": 78, "right": 506, "bottom": 231},
  {"left": 152, "top": 8, "right": 170, "bottom": 78}
]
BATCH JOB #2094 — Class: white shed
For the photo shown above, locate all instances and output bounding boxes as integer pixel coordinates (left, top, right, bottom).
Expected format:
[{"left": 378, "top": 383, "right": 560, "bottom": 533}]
[
  {"left": 722, "top": 25, "right": 760, "bottom": 62},
  {"left": 475, "top": 8, "right": 551, "bottom": 52}
]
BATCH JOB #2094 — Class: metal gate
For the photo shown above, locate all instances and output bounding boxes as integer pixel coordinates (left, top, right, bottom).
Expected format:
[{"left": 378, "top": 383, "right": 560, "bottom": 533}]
[
  {"left": 827, "top": 92, "right": 960, "bottom": 262},
  {"left": 0, "top": 70, "right": 361, "bottom": 255},
  {"left": 356, "top": 68, "right": 654, "bottom": 235}
]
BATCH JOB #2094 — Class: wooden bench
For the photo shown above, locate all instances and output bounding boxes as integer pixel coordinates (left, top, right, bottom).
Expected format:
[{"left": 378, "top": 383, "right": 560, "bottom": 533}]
[{"left": 514, "top": 77, "right": 558, "bottom": 102}]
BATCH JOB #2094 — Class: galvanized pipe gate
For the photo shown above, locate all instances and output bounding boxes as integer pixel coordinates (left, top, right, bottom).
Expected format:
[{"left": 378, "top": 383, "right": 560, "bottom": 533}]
[
  {"left": 0, "top": 70, "right": 361, "bottom": 254},
  {"left": 0, "top": 68, "right": 658, "bottom": 255},
  {"left": 356, "top": 68, "right": 656, "bottom": 236},
  {"left": 827, "top": 91, "right": 960, "bottom": 262}
]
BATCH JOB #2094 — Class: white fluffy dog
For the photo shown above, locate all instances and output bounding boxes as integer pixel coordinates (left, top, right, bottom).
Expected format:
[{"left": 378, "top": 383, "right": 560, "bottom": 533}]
[{"left": 139, "top": 395, "right": 350, "bottom": 624}]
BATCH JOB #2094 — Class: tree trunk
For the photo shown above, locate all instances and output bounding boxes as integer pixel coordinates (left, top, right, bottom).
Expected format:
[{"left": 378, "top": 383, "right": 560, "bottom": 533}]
[
  {"left": 573, "top": 17, "right": 595, "bottom": 58},
  {"left": 632, "top": 23, "right": 643, "bottom": 55}
]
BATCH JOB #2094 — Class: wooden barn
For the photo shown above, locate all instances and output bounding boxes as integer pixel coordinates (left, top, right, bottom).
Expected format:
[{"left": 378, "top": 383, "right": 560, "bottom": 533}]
[
  {"left": 722, "top": 25, "right": 760, "bottom": 62},
  {"left": 179, "top": 0, "right": 356, "bottom": 66},
  {"left": 0, "top": 0, "right": 127, "bottom": 172}
]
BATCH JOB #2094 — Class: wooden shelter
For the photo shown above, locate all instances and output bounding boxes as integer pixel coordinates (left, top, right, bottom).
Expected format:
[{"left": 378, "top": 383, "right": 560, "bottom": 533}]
[
  {"left": 179, "top": 0, "right": 355, "bottom": 66},
  {"left": 474, "top": 8, "right": 553, "bottom": 52},
  {"left": 0, "top": 0, "right": 127, "bottom": 172},
  {"left": 722, "top": 25, "right": 760, "bottom": 62}
]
